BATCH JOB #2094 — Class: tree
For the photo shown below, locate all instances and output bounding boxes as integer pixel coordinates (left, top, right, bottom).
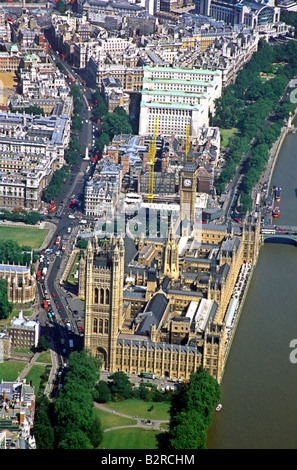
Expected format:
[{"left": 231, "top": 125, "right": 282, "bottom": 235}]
[
  {"left": 43, "top": 165, "right": 70, "bottom": 202},
  {"left": 94, "top": 380, "right": 112, "bottom": 403},
  {"left": 94, "top": 90, "right": 108, "bottom": 119},
  {"left": 95, "top": 132, "right": 110, "bottom": 152},
  {"left": 32, "top": 395, "right": 55, "bottom": 449},
  {"left": 55, "top": 388, "right": 94, "bottom": 436},
  {"left": 0, "top": 279, "right": 13, "bottom": 320},
  {"left": 108, "top": 371, "right": 132, "bottom": 400},
  {"left": 0, "top": 240, "right": 23, "bottom": 265},
  {"left": 169, "top": 409, "right": 207, "bottom": 449},
  {"left": 53, "top": 350, "right": 102, "bottom": 448},
  {"left": 32, "top": 423, "right": 55, "bottom": 449},
  {"left": 13, "top": 105, "right": 44, "bottom": 116},
  {"left": 37, "top": 335, "right": 50, "bottom": 351},
  {"left": 71, "top": 114, "right": 83, "bottom": 134},
  {"left": 56, "top": 0, "right": 68, "bottom": 14},
  {"left": 101, "top": 111, "right": 132, "bottom": 140},
  {"left": 26, "top": 211, "right": 41, "bottom": 225},
  {"left": 58, "top": 430, "right": 93, "bottom": 450},
  {"left": 168, "top": 367, "right": 221, "bottom": 449},
  {"left": 89, "top": 415, "right": 103, "bottom": 448}
]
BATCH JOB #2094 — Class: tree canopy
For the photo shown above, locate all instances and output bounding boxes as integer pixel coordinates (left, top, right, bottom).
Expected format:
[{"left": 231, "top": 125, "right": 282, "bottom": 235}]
[
  {"left": 0, "top": 279, "right": 13, "bottom": 320},
  {"left": 54, "top": 350, "right": 102, "bottom": 449},
  {"left": 101, "top": 107, "right": 132, "bottom": 140},
  {"left": 0, "top": 239, "right": 37, "bottom": 266},
  {"left": 33, "top": 349, "right": 102, "bottom": 449},
  {"left": 168, "top": 367, "right": 221, "bottom": 449},
  {"left": 214, "top": 38, "right": 297, "bottom": 213}
]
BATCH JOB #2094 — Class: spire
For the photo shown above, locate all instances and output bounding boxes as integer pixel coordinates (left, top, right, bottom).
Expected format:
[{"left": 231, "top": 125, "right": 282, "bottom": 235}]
[{"left": 92, "top": 232, "right": 99, "bottom": 252}]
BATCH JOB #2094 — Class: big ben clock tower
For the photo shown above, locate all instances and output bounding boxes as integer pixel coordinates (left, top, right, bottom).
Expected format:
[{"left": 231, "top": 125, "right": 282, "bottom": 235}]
[{"left": 179, "top": 147, "right": 197, "bottom": 224}]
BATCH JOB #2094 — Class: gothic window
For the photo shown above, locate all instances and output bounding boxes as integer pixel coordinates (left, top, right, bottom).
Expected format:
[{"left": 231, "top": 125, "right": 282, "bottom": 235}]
[
  {"left": 94, "top": 287, "right": 99, "bottom": 304},
  {"left": 104, "top": 320, "right": 108, "bottom": 335},
  {"left": 100, "top": 288, "right": 104, "bottom": 304},
  {"left": 106, "top": 289, "right": 110, "bottom": 305},
  {"left": 93, "top": 318, "right": 98, "bottom": 333},
  {"left": 99, "top": 319, "right": 103, "bottom": 334}
]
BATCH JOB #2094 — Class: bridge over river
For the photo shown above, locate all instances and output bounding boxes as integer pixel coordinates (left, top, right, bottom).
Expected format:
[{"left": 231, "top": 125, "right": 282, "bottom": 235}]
[{"left": 261, "top": 225, "right": 297, "bottom": 244}]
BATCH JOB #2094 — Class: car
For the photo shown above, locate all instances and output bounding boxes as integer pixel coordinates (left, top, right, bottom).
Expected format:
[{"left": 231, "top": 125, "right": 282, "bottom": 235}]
[
  {"left": 56, "top": 304, "right": 60, "bottom": 309},
  {"left": 52, "top": 292, "right": 55, "bottom": 297}
]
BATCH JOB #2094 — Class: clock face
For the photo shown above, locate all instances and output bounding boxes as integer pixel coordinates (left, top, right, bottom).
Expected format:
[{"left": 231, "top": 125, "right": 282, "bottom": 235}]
[{"left": 183, "top": 178, "right": 192, "bottom": 187}]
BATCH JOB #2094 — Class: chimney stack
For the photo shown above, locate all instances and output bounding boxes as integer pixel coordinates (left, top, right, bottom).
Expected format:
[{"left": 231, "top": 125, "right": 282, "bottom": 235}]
[{"left": 19, "top": 410, "right": 25, "bottom": 425}]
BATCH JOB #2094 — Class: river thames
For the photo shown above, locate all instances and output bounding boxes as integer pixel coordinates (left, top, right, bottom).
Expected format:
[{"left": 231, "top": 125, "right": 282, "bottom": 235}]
[{"left": 207, "top": 123, "right": 297, "bottom": 449}]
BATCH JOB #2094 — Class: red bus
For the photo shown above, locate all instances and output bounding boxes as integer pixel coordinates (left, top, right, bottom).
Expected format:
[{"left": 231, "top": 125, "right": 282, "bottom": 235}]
[
  {"left": 13, "top": 207, "right": 24, "bottom": 214},
  {"left": 43, "top": 299, "right": 48, "bottom": 310},
  {"left": 37, "top": 270, "right": 41, "bottom": 281}
]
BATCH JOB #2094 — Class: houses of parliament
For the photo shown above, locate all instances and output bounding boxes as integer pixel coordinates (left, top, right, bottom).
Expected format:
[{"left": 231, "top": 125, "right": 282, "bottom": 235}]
[{"left": 78, "top": 150, "right": 261, "bottom": 383}]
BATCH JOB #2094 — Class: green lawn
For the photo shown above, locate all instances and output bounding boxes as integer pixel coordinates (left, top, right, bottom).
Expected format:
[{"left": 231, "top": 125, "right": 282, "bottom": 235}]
[
  {"left": 94, "top": 400, "right": 170, "bottom": 449},
  {"left": 37, "top": 350, "right": 52, "bottom": 364},
  {"left": 220, "top": 128, "right": 240, "bottom": 148},
  {"left": 25, "top": 364, "right": 48, "bottom": 395},
  {"left": 102, "top": 399, "right": 170, "bottom": 421},
  {"left": 100, "top": 427, "right": 162, "bottom": 450},
  {"left": 93, "top": 406, "right": 137, "bottom": 430},
  {"left": 0, "top": 226, "right": 49, "bottom": 249},
  {"left": 67, "top": 253, "right": 80, "bottom": 287},
  {"left": 0, "top": 361, "right": 26, "bottom": 381}
]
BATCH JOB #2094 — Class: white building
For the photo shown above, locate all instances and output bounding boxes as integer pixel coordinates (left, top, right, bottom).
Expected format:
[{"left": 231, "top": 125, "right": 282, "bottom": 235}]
[
  {"left": 9, "top": 311, "right": 40, "bottom": 349},
  {"left": 139, "top": 66, "right": 222, "bottom": 138}
]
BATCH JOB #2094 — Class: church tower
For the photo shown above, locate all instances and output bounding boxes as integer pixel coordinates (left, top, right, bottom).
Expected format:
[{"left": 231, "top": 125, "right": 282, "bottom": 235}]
[{"left": 83, "top": 234, "right": 125, "bottom": 370}]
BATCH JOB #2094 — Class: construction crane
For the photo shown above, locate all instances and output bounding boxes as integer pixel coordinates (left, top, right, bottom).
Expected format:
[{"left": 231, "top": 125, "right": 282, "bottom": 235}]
[
  {"left": 148, "top": 117, "right": 158, "bottom": 203},
  {"left": 185, "top": 122, "right": 192, "bottom": 162}
]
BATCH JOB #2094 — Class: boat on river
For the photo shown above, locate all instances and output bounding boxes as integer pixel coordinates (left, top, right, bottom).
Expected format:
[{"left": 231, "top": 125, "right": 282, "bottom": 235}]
[
  {"left": 216, "top": 404, "right": 222, "bottom": 411},
  {"left": 274, "top": 187, "right": 281, "bottom": 203},
  {"left": 272, "top": 207, "right": 280, "bottom": 218}
]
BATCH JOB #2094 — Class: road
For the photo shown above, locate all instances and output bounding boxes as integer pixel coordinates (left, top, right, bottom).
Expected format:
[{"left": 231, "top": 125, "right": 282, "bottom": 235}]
[{"left": 32, "top": 57, "right": 98, "bottom": 396}]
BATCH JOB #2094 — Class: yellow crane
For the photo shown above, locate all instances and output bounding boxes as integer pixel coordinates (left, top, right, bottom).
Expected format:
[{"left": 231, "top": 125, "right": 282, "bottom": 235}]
[
  {"left": 148, "top": 117, "right": 158, "bottom": 203},
  {"left": 185, "top": 122, "right": 192, "bottom": 162}
]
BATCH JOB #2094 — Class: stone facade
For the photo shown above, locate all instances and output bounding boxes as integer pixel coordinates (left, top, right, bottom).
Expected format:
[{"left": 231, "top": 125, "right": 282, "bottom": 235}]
[
  {"left": 0, "top": 264, "right": 36, "bottom": 304},
  {"left": 78, "top": 216, "right": 261, "bottom": 382}
]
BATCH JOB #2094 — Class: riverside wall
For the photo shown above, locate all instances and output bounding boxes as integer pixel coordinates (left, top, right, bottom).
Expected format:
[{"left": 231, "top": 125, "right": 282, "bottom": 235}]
[
  {"left": 219, "top": 110, "right": 297, "bottom": 383},
  {"left": 219, "top": 259, "right": 258, "bottom": 383},
  {"left": 252, "top": 109, "right": 297, "bottom": 205}
]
